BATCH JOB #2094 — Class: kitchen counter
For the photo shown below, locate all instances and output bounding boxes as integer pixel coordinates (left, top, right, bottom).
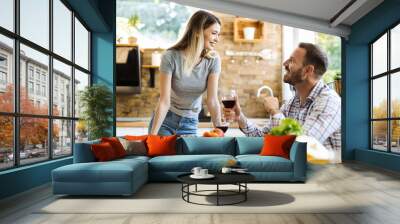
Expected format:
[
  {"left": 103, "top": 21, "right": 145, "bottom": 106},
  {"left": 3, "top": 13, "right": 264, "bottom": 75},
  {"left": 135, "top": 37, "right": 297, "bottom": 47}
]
[
  {"left": 116, "top": 118, "right": 269, "bottom": 129},
  {"left": 116, "top": 121, "right": 239, "bottom": 128},
  {"left": 114, "top": 117, "right": 275, "bottom": 137}
]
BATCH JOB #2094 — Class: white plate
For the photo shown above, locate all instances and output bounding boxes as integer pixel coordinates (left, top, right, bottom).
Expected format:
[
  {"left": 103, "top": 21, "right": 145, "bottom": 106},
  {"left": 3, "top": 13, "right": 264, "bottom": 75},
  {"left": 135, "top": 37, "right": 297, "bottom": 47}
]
[{"left": 190, "top": 174, "right": 215, "bottom": 179}]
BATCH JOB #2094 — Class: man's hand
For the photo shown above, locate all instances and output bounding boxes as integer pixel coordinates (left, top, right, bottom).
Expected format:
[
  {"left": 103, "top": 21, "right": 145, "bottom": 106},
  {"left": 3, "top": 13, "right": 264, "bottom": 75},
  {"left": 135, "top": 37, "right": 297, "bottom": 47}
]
[
  {"left": 263, "top": 96, "right": 280, "bottom": 115},
  {"left": 223, "top": 95, "right": 241, "bottom": 122}
]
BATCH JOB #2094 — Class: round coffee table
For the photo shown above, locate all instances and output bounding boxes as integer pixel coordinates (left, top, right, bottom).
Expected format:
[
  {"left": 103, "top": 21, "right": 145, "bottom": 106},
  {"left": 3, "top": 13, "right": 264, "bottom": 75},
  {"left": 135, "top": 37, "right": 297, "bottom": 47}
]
[{"left": 177, "top": 173, "right": 255, "bottom": 206}]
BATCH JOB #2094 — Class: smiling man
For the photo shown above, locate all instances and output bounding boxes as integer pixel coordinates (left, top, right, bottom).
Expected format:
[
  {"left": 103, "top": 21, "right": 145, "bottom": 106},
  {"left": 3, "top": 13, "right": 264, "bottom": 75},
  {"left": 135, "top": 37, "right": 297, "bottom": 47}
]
[{"left": 224, "top": 42, "right": 342, "bottom": 162}]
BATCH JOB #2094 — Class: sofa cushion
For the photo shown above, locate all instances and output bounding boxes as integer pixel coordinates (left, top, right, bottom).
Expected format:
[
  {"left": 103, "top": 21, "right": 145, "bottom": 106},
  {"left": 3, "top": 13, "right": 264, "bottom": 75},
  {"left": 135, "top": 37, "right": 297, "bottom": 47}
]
[
  {"left": 148, "top": 154, "right": 235, "bottom": 172},
  {"left": 178, "top": 137, "right": 236, "bottom": 155},
  {"left": 236, "top": 155, "right": 293, "bottom": 172},
  {"left": 73, "top": 139, "right": 100, "bottom": 163},
  {"left": 52, "top": 157, "right": 149, "bottom": 195},
  {"left": 101, "top": 137, "right": 127, "bottom": 158},
  {"left": 52, "top": 159, "right": 147, "bottom": 183},
  {"left": 125, "top": 135, "right": 148, "bottom": 141},
  {"left": 118, "top": 138, "right": 147, "bottom": 156},
  {"left": 53, "top": 163, "right": 132, "bottom": 183},
  {"left": 147, "top": 135, "right": 177, "bottom": 157},
  {"left": 91, "top": 142, "right": 118, "bottom": 161},
  {"left": 260, "top": 135, "right": 296, "bottom": 159},
  {"left": 236, "top": 137, "right": 263, "bottom": 155},
  {"left": 115, "top": 155, "right": 150, "bottom": 163}
]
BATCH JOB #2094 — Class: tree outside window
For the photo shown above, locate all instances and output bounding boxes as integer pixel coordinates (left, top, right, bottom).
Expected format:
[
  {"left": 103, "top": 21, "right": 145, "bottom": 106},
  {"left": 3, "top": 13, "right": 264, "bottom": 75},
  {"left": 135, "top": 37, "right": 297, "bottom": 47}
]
[
  {"left": 117, "top": 0, "right": 197, "bottom": 48},
  {"left": 316, "top": 33, "right": 341, "bottom": 86}
]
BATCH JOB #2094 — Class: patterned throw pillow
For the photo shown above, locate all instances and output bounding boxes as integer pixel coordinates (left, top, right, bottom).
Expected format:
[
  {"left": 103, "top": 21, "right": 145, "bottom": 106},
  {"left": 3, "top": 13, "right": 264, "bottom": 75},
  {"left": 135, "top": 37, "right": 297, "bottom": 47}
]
[{"left": 118, "top": 138, "right": 147, "bottom": 156}]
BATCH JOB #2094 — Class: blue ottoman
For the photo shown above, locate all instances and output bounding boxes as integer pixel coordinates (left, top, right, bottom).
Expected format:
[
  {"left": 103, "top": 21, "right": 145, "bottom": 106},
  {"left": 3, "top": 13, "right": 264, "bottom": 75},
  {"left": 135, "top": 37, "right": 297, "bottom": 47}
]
[{"left": 52, "top": 156, "right": 148, "bottom": 196}]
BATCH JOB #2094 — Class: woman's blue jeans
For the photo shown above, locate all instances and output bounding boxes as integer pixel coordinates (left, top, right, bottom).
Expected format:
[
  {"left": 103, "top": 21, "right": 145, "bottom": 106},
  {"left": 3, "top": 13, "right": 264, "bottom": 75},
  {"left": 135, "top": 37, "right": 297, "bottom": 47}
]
[{"left": 148, "top": 111, "right": 198, "bottom": 136}]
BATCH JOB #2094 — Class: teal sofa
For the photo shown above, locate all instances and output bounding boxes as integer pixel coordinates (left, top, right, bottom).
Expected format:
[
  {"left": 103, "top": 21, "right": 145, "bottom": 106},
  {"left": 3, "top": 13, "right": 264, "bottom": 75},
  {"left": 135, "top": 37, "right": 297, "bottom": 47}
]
[{"left": 52, "top": 137, "right": 307, "bottom": 196}]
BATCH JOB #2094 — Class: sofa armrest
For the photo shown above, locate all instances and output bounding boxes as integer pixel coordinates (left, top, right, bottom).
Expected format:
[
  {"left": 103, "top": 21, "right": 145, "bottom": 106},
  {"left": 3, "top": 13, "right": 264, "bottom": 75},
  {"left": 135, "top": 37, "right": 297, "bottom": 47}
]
[
  {"left": 73, "top": 140, "right": 100, "bottom": 163},
  {"left": 289, "top": 141, "right": 307, "bottom": 181}
]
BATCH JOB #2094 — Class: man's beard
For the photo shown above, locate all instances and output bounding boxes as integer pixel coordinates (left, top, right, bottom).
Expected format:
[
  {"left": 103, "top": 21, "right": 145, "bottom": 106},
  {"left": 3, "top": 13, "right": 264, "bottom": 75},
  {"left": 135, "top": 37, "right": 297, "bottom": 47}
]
[{"left": 283, "top": 68, "right": 305, "bottom": 86}]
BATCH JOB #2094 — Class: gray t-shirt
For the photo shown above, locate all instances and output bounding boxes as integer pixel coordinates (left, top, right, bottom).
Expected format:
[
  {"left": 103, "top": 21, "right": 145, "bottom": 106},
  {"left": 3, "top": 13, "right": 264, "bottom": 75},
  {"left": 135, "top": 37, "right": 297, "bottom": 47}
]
[{"left": 160, "top": 49, "right": 221, "bottom": 118}]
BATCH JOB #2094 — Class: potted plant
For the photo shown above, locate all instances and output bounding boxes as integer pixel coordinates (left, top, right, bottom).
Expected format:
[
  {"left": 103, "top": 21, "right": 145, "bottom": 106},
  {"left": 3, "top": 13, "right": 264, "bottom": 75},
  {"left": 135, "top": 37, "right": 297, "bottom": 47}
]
[
  {"left": 323, "top": 72, "right": 341, "bottom": 96},
  {"left": 334, "top": 73, "right": 342, "bottom": 96},
  {"left": 260, "top": 118, "right": 303, "bottom": 159},
  {"left": 127, "top": 13, "right": 140, "bottom": 44},
  {"left": 79, "top": 84, "right": 113, "bottom": 140}
]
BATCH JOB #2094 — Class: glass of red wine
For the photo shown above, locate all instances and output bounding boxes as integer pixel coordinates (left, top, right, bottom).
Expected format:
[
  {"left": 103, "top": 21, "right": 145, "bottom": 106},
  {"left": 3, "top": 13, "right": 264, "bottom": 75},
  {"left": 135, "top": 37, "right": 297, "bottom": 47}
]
[
  {"left": 221, "top": 90, "right": 237, "bottom": 123},
  {"left": 216, "top": 119, "right": 229, "bottom": 133}
]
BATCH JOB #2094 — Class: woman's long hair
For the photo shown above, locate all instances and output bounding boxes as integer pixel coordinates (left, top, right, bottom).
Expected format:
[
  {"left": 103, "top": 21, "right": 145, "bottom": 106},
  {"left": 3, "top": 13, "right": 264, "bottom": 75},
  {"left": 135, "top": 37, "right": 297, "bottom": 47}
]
[{"left": 170, "top": 10, "right": 221, "bottom": 74}]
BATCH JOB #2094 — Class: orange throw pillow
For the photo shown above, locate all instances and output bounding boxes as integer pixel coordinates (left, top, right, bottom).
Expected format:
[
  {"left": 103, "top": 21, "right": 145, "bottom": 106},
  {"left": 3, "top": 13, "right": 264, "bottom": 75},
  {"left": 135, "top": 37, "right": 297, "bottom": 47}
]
[
  {"left": 91, "top": 142, "right": 117, "bottom": 161},
  {"left": 146, "top": 135, "right": 177, "bottom": 157},
  {"left": 260, "top": 135, "right": 296, "bottom": 159},
  {"left": 101, "top": 137, "right": 127, "bottom": 158},
  {"left": 125, "top": 135, "right": 148, "bottom": 141}
]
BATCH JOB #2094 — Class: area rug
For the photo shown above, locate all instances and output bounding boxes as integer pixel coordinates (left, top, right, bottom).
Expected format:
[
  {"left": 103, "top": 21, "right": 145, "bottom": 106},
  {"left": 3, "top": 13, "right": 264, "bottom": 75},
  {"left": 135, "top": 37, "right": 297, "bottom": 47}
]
[{"left": 37, "top": 183, "right": 361, "bottom": 214}]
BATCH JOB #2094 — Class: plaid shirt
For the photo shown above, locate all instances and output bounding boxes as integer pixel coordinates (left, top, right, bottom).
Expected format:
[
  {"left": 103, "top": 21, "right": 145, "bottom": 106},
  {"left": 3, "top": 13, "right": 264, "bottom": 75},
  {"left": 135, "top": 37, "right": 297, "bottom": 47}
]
[{"left": 240, "top": 81, "right": 341, "bottom": 152}]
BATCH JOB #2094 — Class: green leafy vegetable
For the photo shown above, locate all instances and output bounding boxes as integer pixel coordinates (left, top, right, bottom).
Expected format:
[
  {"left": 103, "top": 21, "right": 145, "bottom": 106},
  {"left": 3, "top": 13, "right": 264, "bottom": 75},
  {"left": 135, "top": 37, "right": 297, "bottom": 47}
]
[{"left": 270, "top": 118, "right": 303, "bottom": 136}]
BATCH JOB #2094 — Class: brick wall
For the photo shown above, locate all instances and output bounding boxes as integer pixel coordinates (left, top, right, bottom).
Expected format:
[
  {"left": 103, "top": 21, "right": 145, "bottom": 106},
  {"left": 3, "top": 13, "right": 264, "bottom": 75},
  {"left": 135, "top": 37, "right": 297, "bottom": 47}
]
[{"left": 116, "top": 13, "right": 283, "bottom": 118}]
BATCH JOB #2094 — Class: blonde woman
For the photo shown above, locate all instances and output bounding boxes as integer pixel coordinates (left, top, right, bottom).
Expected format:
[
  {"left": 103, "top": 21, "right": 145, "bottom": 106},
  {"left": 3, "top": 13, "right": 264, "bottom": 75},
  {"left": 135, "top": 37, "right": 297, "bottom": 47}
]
[{"left": 149, "top": 10, "right": 222, "bottom": 136}]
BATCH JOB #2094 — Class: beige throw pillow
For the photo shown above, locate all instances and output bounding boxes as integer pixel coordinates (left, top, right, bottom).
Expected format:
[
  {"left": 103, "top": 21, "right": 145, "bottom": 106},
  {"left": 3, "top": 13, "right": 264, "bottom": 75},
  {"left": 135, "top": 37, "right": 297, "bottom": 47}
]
[{"left": 118, "top": 138, "right": 147, "bottom": 156}]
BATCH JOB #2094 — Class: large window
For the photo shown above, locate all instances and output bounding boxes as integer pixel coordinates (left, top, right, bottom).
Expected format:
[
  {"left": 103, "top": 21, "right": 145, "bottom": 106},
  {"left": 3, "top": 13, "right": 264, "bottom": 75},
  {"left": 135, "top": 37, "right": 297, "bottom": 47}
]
[
  {"left": 20, "top": 0, "right": 50, "bottom": 48},
  {"left": 116, "top": 0, "right": 197, "bottom": 48},
  {"left": 0, "top": 0, "right": 14, "bottom": 32},
  {"left": 0, "top": 0, "right": 91, "bottom": 171},
  {"left": 74, "top": 18, "right": 89, "bottom": 70},
  {"left": 370, "top": 23, "right": 400, "bottom": 153}
]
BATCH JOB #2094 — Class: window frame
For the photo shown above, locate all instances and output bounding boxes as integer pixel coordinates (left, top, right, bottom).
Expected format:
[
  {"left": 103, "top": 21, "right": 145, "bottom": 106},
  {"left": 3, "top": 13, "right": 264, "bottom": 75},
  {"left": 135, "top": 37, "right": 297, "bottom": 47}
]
[
  {"left": 0, "top": 71, "right": 7, "bottom": 85},
  {"left": 0, "top": 53, "right": 7, "bottom": 68},
  {"left": 0, "top": 0, "right": 92, "bottom": 171},
  {"left": 370, "top": 20, "right": 400, "bottom": 154},
  {"left": 0, "top": 53, "right": 7, "bottom": 89}
]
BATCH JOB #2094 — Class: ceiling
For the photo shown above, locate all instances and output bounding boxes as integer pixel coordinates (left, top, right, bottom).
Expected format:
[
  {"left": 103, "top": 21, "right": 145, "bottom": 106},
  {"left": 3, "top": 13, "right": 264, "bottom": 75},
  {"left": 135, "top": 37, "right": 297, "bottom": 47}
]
[{"left": 170, "top": 0, "right": 384, "bottom": 38}]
